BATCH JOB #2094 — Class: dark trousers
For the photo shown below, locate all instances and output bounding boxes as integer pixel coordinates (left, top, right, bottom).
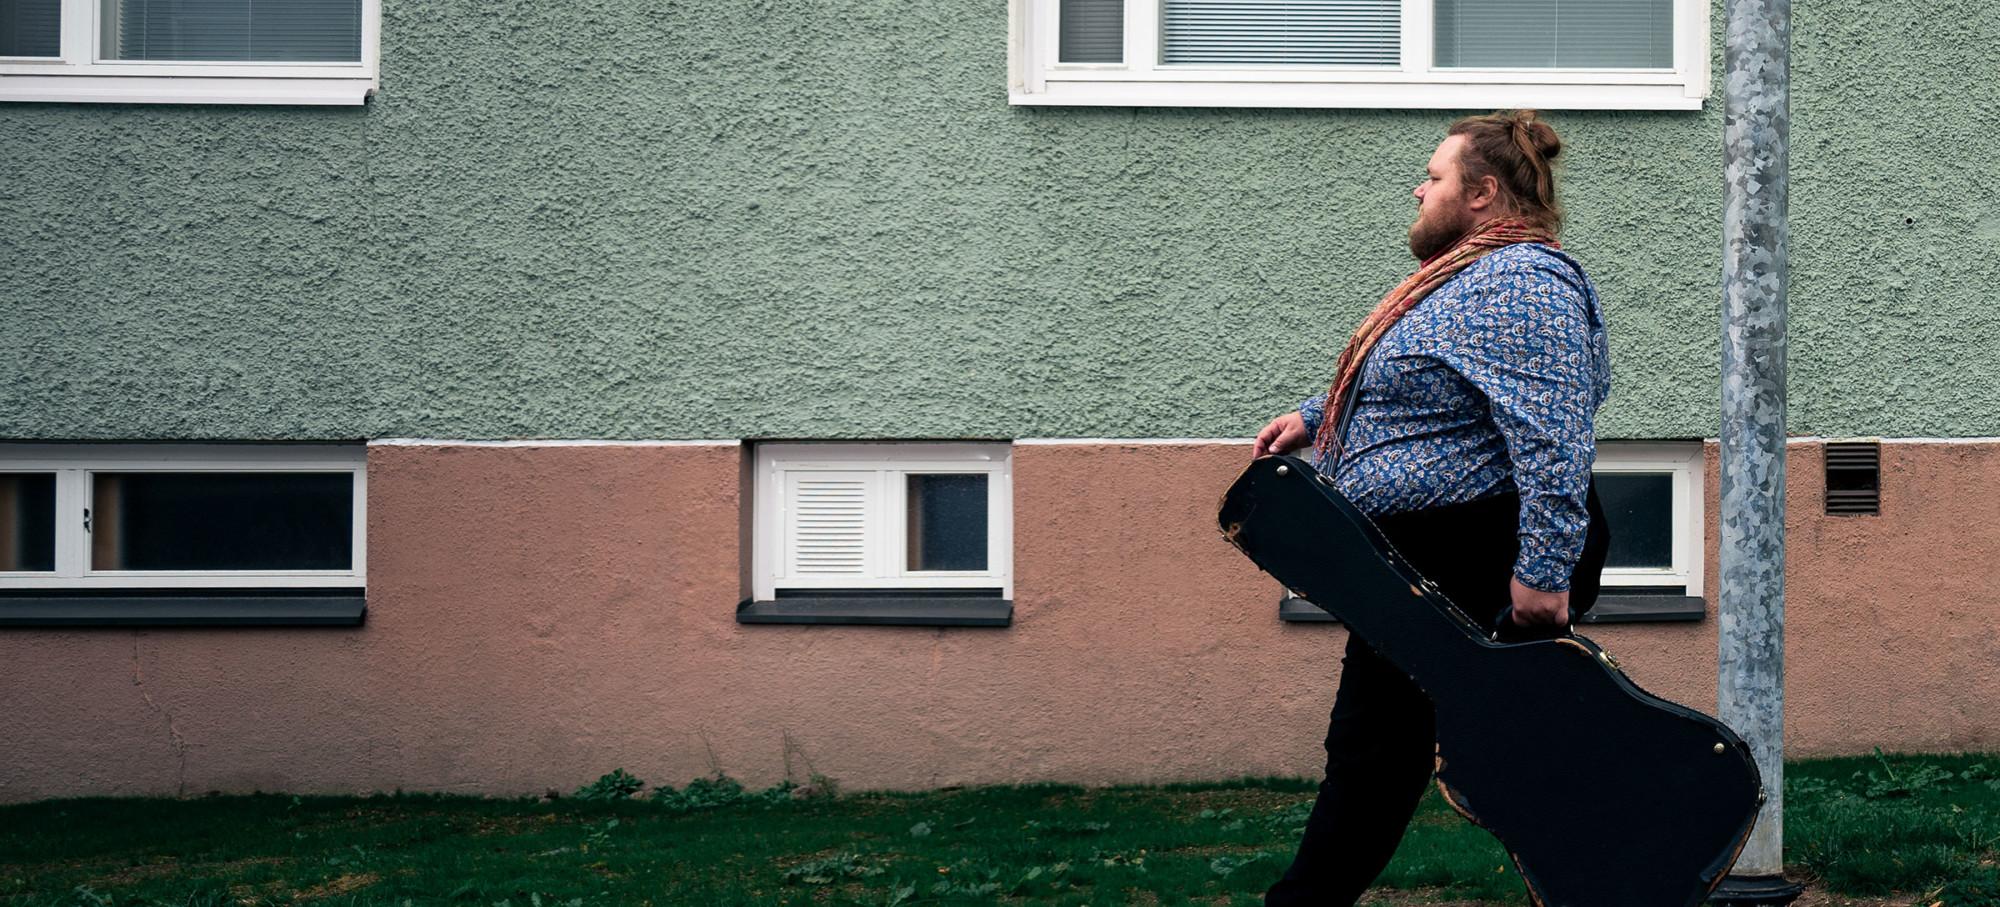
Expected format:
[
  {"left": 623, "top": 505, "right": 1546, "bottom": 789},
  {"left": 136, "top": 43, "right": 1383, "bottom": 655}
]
[{"left": 1264, "top": 486, "right": 1609, "bottom": 907}]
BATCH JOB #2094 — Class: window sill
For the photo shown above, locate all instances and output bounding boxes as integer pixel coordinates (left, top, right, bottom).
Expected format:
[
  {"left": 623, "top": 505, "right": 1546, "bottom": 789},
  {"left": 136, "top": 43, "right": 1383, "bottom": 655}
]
[
  {"left": 0, "top": 592, "right": 366, "bottom": 626},
  {"left": 0, "top": 75, "right": 375, "bottom": 105},
  {"left": 1278, "top": 593, "right": 1705, "bottom": 625},
  {"left": 737, "top": 596, "right": 1012, "bottom": 627},
  {"left": 1012, "top": 80, "right": 1706, "bottom": 111},
  {"left": 1579, "top": 594, "right": 1706, "bottom": 624}
]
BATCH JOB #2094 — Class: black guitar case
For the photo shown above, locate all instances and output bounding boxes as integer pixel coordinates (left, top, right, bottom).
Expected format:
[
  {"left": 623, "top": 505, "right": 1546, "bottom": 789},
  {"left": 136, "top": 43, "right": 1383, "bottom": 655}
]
[{"left": 1218, "top": 454, "right": 1762, "bottom": 907}]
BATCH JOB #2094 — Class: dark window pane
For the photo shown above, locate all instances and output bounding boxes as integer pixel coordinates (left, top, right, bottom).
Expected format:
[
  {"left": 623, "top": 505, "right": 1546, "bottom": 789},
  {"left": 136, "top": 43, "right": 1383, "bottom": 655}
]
[
  {"left": 1596, "top": 472, "right": 1673, "bottom": 569},
  {"left": 102, "top": 0, "right": 361, "bottom": 62},
  {"left": 1060, "top": 0, "right": 1123, "bottom": 63},
  {"left": 92, "top": 472, "right": 352, "bottom": 571},
  {"left": 906, "top": 474, "right": 988, "bottom": 572},
  {"left": 0, "top": 0, "right": 61, "bottom": 57},
  {"left": 1, "top": 473, "right": 57, "bottom": 572}
]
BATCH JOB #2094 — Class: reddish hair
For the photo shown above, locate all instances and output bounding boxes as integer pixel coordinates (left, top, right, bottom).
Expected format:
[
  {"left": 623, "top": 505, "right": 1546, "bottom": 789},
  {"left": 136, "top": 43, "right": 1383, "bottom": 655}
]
[{"left": 1447, "top": 109, "right": 1564, "bottom": 234}]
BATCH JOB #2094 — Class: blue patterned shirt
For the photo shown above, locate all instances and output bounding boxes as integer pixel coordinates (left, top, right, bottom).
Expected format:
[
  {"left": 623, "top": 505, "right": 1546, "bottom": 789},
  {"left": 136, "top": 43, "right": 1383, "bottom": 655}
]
[{"left": 1298, "top": 243, "right": 1611, "bottom": 592}]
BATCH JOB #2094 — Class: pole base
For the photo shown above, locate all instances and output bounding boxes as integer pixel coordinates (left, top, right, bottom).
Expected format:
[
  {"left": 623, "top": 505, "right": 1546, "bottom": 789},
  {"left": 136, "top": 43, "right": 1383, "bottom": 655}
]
[{"left": 1708, "top": 874, "right": 1806, "bottom": 905}]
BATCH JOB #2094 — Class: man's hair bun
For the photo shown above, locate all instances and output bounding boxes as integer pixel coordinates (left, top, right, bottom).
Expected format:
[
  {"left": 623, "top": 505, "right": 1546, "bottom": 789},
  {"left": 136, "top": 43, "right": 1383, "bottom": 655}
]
[{"left": 1447, "top": 109, "right": 1566, "bottom": 232}]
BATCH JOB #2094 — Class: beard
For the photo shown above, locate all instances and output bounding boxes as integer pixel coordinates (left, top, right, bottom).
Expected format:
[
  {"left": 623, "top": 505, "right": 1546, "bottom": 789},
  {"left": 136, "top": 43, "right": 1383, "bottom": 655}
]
[{"left": 1407, "top": 205, "right": 1475, "bottom": 262}]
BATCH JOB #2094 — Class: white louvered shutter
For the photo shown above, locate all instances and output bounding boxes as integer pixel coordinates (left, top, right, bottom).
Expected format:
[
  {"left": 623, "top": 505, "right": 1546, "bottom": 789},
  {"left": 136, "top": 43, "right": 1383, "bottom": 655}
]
[
  {"left": 1161, "top": 0, "right": 1401, "bottom": 66},
  {"left": 782, "top": 471, "right": 875, "bottom": 580}
]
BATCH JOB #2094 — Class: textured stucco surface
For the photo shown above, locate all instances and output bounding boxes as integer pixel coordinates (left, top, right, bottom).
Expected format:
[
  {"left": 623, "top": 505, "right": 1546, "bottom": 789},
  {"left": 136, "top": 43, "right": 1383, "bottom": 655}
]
[
  {"left": 0, "top": 442, "right": 1992, "bottom": 802},
  {"left": 3, "top": 2, "right": 1999, "bottom": 440}
]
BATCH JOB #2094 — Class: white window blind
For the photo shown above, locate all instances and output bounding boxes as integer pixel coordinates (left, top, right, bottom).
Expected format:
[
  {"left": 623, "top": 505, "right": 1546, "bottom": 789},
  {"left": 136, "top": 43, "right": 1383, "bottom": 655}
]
[
  {"left": 1433, "top": 0, "right": 1672, "bottom": 69},
  {"left": 1162, "top": 0, "right": 1400, "bottom": 66},
  {"left": 0, "top": 0, "right": 60, "bottom": 57},
  {"left": 102, "top": 0, "right": 362, "bottom": 62},
  {"left": 1059, "top": 0, "right": 1123, "bottom": 62}
]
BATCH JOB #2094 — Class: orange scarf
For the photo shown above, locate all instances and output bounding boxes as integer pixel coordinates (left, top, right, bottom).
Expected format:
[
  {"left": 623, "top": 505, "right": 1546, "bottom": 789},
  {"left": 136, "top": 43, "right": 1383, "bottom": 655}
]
[{"left": 1310, "top": 217, "right": 1559, "bottom": 461}]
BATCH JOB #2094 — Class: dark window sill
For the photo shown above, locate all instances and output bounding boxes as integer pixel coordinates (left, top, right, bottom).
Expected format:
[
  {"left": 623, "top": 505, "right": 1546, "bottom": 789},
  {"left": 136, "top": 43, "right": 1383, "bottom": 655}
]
[
  {"left": 0, "top": 591, "right": 366, "bottom": 627},
  {"left": 1579, "top": 594, "right": 1706, "bottom": 623},
  {"left": 738, "top": 595, "right": 1012, "bottom": 627},
  {"left": 1279, "top": 593, "right": 1706, "bottom": 625}
]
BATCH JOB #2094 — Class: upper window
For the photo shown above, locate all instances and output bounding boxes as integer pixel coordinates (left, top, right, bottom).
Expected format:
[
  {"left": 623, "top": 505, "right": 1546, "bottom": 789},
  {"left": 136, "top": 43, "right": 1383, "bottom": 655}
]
[
  {"left": 0, "top": 444, "right": 365, "bottom": 589},
  {"left": 0, "top": 0, "right": 377, "bottom": 105},
  {"left": 751, "top": 443, "right": 1013, "bottom": 602},
  {"left": 1010, "top": 0, "right": 1708, "bottom": 109}
]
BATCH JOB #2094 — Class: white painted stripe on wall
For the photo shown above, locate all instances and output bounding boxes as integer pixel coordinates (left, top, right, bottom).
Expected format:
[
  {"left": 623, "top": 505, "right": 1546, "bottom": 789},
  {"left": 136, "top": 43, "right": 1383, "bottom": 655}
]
[
  {"left": 364, "top": 437, "right": 2000, "bottom": 449},
  {"left": 1013, "top": 438, "right": 1250, "bottom": 445},
  {"left": 368, "top": 439, "right": 742, "bottom": 448}
]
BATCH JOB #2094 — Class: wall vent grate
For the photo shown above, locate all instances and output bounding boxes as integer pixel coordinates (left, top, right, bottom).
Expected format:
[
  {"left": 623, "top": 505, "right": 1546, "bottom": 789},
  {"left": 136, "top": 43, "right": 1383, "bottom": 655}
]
[{"left": 1824, "top": 441, "right": 1880, "bottom": 516}]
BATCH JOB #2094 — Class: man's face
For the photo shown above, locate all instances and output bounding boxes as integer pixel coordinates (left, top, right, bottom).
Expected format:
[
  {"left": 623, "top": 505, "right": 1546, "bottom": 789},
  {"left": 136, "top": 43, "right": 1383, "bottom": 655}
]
[{"left": 1407, "top": 134, "right": 1477, "bottom": 261}]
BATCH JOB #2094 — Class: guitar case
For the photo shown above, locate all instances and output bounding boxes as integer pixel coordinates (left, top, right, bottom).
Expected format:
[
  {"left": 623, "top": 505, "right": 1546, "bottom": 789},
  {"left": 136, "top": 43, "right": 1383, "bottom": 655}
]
[{"left": 1219, "top": 454, "right": 1762, "bottom": 907}]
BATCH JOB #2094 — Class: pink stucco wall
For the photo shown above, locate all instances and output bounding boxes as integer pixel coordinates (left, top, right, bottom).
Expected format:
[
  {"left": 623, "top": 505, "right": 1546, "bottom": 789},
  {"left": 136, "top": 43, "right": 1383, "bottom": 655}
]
[{"left": 1, "top": 440, "right": 1994, "bottom": 803}]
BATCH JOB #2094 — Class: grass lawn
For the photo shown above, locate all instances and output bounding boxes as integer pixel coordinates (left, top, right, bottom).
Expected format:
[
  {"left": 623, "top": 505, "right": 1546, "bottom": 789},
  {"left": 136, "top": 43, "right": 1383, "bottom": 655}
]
[{"left": 2, "top": 753, "right": 1996, "bottom": 907}]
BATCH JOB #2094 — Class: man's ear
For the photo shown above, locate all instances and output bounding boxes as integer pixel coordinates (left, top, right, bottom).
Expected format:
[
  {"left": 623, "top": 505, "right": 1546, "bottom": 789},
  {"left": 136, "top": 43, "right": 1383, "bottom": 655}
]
[{"left": 1467, "top": 174, "right": 1502, "bottom": 212}]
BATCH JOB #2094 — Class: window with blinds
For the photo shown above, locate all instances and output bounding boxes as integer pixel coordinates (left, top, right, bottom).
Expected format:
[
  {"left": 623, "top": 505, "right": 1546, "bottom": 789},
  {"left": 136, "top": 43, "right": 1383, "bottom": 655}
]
[
  {"left": 1060, "top": 0, "right": 1123, "bottom": 63},
  {"left": 1015, "top": 0, "right": 1705, "bottom": 108},
  {"left": 1162, "top": 0, "right": 1399, "bottom": 66},
  {"left": 0, "top": 0, "right": 60, "bottom": 57},
  {"left": 1434, "top": 0, "right": 1672, "bottom": 69},
  {"left": 100, "top": 0, "right": 361, "bottom": 62}
]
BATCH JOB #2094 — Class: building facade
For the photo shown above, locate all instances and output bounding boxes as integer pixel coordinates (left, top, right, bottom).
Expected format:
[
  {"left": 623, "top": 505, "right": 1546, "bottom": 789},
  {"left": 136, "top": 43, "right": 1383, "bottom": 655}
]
[{"left": 2, "top": 0, "right": 1996, "bottom": 802}]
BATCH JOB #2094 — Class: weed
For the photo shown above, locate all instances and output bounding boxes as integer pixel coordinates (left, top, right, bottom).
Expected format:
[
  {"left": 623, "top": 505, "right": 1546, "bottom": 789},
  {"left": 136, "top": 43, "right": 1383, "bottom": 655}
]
[{"left": 571, "top": 769, "right": 646, "bottom": 802}]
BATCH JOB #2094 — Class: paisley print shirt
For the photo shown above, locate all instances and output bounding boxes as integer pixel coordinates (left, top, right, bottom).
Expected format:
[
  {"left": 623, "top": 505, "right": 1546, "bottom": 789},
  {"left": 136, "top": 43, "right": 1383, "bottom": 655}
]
[{"left": 1297, "top": 243, "right": 1611, "bottom": 592}]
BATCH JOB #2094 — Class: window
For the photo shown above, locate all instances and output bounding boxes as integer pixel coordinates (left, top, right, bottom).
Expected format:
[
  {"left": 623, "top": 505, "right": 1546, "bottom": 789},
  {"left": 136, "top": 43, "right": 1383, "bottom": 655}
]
[
  {"left": 0, "top": 0, "right": 377, "bottom": 105},
  {"left": 1278, "top": 442, "right": 1705, "bottom": 623},
  {"left": 741, "top": 443, "right": 1013, "bottom": 627},
  {"left": 0, "top": 444, "right": 366, "bottom": 626},
  {"left": 1010, "top": 0, "right": 1709, "bottom": 109},
  {"left": 1592, "top": 442, "right": 1702, "bottom": 597}
]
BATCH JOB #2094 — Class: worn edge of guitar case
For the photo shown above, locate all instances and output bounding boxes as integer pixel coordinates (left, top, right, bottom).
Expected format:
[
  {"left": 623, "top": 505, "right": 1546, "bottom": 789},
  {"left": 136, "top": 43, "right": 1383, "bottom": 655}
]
[{"left": 1219, "top": 454, "right": 1764, "bottom": 907}]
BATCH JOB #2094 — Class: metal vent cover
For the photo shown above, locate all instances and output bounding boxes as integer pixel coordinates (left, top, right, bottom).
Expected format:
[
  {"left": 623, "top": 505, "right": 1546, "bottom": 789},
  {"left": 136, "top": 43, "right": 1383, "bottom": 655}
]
[{"left": 1824, "top": 441, "right": 1880, "bottom": 516}]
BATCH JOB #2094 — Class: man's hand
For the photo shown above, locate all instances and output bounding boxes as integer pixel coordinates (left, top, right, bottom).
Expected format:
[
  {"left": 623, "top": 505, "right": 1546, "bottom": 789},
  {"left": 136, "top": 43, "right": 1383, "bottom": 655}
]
[
  {"left": 1509, "top": 576, "right": 1570, "bottom": 627},
  {"left": 1253, "top": 411, "right": 1309, "bottom": 460}
]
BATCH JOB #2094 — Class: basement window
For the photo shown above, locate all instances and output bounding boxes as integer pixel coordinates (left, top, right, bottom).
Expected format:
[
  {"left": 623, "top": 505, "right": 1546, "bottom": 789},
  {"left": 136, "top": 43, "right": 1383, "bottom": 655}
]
[
  {"left": 1280, "top": 442, "right": 1704, "bottom": 624},
  {"left": 739, "top": 442, "right": 1013, "bottom": 627},
  {"left": 0, "top": 444, "right": 366, "bottom": 626}
]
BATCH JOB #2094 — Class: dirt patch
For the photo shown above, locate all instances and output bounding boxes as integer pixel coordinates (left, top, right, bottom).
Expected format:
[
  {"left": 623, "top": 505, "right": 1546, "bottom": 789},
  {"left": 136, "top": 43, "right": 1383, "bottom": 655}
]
[{"left": 293, "top": 872, "right": 380, "bottom": 901}]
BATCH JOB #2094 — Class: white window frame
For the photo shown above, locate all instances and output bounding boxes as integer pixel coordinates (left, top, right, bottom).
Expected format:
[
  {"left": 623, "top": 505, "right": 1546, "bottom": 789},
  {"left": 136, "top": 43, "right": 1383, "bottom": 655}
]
[
  {"left": 0, "top": 0, "right": 379, "bottom": 105},
  {"left": 1008, "top": 0, "right": 1710, "bottom": 110},
  {"left": 1594, "top": 441, "right": 1703, "bottom": 596},
  {"left": 0, "top": 443, "right": 366, "bottom": 589},
  {"left": 753, "top": 442, "right": 1013, "bottom": 601}
]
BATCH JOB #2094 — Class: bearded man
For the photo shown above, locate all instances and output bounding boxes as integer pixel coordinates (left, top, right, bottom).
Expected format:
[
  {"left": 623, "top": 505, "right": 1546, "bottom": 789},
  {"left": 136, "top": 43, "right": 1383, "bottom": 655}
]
[{"left": 1249, "top": 110, "right": 1614, "bottom": 906}]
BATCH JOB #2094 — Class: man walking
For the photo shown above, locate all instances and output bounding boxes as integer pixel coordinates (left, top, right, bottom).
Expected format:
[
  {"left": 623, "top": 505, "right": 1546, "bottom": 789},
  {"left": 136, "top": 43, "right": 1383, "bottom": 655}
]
[{"left": 1249, "top": 110, "right": 1614, "bottom": 906}]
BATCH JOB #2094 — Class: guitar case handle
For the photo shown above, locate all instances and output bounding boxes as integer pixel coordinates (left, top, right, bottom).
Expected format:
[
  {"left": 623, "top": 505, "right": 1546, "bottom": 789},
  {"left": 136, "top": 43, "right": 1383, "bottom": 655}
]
[{"left": 1489, "top": 604, "right": 1576, "bottom": 643}]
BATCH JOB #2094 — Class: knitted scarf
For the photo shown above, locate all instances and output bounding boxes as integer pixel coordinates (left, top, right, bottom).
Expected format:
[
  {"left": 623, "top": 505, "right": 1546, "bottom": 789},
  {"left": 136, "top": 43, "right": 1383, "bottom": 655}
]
[{"left": 1309, "top": 217, "right": 1559, "bottom": 462}]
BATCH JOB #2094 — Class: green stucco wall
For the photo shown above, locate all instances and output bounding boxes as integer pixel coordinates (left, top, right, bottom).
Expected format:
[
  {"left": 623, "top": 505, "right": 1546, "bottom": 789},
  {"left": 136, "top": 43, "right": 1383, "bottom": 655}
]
[{"left": 3, "top": 1, "right": 1996, "bottom": 441}]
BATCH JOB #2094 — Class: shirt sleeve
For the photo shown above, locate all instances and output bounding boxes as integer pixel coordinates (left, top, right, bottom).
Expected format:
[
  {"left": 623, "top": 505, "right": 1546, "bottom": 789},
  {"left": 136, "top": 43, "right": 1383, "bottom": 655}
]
[
  {"left": 1297, "top": 391, "right": 1328, "bottom": 443},
  {"left": 1431, "top": 256, "right": 1598, "bottom": 592}
]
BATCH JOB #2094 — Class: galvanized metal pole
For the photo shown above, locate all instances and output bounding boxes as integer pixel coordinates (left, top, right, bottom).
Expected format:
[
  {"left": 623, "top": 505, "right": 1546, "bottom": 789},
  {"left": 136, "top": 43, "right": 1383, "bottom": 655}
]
[{"left": 1713, "top": 0, "right": 1801, "bottom": 900}]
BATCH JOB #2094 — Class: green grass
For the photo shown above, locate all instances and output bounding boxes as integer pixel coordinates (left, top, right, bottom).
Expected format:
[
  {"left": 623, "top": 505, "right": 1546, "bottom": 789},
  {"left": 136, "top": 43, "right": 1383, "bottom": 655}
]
[{"left": 1, "top": 752, "right": 1994, "bottom": 907}]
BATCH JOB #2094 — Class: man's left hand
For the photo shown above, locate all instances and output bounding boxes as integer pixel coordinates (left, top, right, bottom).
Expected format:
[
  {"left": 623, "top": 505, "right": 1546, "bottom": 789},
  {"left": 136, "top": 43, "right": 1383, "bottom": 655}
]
[{"left": 1509, "top": 577, "right": 1570, "bottom": 627}]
